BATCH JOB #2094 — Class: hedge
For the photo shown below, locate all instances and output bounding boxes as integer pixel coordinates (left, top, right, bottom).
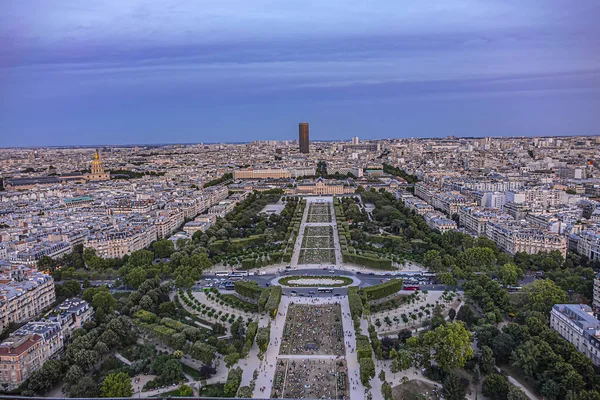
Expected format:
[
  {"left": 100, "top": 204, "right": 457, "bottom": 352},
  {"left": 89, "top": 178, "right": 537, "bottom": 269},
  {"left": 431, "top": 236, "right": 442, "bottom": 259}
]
[
  {"left": 360, "top": 279, "right": 404, "bottom": 301},
  {"left": 264, "top": 286, "right": 282, "bottom": 317},
  {"left": 342, "top": 251, "right": 394, "bottom": 270},
  {"left": 224, "top": 367, "right": 243, "bottom": 397},
  {"left": 234, "top": 280, "right": 264, "bottom": 300},
  {"left": 209, "top": 235, "right": 267, "bottom": 255},
  {"left": 348, "top": 286, "right": 364, "bottom": 318},
  {"left": 356, "top": 334, "right": 373, "bottom": 360},
  {"left": 246, "top": 321, "right": 259, "bottom": 346},
  {"left": 258, "top": 289, "right": 271, "bottom": 311},
  {"left": 256, "top": 326, "right": 270, "bottom": 354}
]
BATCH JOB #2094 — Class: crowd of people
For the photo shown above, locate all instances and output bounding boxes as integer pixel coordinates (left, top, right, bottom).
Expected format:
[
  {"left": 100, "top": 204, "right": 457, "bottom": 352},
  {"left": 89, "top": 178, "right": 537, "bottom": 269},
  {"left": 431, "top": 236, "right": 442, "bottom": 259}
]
[
  {"left": 271, "top": 359, "right": 348, "bottom": 399},
  {"left": 280, "top": 304, "right": 345, "bottom": 355}
]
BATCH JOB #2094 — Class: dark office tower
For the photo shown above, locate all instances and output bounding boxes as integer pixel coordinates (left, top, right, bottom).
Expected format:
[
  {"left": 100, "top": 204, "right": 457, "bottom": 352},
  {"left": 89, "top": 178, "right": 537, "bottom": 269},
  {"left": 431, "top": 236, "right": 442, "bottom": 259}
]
[{"left": 299, "top": 122, "right": 309, "bottom": 153}]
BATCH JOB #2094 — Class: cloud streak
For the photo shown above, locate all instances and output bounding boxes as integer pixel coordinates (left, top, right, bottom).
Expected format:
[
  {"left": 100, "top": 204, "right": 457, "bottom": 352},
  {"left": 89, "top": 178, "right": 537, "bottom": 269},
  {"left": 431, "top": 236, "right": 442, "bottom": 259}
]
[{"left": 0, "top": 0, "right": 598, "bottom": 145}]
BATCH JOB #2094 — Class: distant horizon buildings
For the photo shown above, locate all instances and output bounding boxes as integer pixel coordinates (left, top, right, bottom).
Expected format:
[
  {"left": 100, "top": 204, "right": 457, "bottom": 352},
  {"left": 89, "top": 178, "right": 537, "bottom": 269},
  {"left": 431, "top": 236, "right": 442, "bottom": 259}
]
[{"left": 299, "top": 122, "right": 309, "bottom": 154}]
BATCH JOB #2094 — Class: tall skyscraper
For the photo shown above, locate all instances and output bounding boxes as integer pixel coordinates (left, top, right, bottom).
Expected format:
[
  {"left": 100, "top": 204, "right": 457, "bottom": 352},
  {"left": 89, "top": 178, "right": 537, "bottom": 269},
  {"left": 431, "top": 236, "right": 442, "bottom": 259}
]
[{"left": 299, "top": 122, "right": 309, "bottom": 153}]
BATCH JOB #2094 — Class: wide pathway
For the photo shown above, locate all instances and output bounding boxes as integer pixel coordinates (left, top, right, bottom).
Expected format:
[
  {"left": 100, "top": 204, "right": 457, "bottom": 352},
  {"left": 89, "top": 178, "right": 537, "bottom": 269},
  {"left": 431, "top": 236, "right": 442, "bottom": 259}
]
[{"left": 291, "top": 196, "right": 343, "bottom": 268}]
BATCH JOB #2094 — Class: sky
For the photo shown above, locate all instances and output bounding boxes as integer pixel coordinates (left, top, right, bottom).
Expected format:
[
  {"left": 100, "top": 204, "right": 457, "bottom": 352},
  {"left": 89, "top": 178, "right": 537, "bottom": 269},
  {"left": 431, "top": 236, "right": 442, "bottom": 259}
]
[{"left": 0, "top": 1, "right": 599, "bottom": 146}]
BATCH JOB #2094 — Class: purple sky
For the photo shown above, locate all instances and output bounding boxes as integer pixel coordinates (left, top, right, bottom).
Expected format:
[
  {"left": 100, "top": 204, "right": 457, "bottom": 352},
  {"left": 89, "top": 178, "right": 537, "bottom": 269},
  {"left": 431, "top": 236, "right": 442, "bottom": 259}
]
[{"left": 1, "top": 1, "right": 599, "bottom": 146}]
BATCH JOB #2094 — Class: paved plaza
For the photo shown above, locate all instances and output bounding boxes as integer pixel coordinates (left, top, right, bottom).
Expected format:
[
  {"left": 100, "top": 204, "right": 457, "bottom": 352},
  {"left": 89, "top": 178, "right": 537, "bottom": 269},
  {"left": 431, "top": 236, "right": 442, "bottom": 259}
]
[
  {"left": 280, "top": 303, "right": 345, "bottom": 355},
  {"left": 271, "top": 358, "right": 349, "bottom": 399}
]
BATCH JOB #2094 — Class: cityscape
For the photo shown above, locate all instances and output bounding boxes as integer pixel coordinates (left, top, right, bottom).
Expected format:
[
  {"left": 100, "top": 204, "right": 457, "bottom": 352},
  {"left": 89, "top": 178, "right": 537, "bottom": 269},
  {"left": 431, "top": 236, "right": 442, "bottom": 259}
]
[
  {"left": 2, "top": 1, "right": 600, "bottom": 400},
  {"left": 0, "top": 129, "right": 600, "bottom": 400}
]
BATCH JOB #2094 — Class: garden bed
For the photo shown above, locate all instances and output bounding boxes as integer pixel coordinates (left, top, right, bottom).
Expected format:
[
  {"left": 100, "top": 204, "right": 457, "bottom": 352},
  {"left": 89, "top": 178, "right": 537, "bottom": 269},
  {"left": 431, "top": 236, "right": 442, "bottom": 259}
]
[
  {"left": 298, "top": 248, "right": 335, "bottom": 264},
  {"left": 278, "top": 275, "right": 353, "bottom": 287}
]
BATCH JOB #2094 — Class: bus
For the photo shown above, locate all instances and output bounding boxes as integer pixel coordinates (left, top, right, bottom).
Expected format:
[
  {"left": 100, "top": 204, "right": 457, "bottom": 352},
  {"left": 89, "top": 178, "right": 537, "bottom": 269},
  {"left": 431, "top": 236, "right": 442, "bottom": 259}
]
[
  {"left": 228, "top": 274, "right": 245, "bottom": 279},
  {"left": 317, "top": 287, "right": 333, "bottom": 293},
  {"left": 231, "top": 270, "right": 248, "bottom": 277},
  {"left": 215, "top": 271, "right": 229, "bottom": 277},
  {"left": 403, "top": 285, "right": 419, "bottom": 291}
]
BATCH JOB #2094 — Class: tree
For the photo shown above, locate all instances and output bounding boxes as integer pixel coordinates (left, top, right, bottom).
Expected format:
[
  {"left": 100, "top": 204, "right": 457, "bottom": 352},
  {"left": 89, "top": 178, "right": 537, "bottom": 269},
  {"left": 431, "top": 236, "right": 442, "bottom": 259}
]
[
  {"left": 67, "top": 376, "right": 99, "bottom": 398},
  {"left": 510, "top": 340, "right": 540, "bottom": 378},
  {"left": 378, "top": 370, "right": 386, "bottom": 382},
  {"left": 381, "top": 381, "right": 393, "bottom": 400},
  {"left": 100, "top": 372, "right": 133, "bottom": 398},
  {"left": 128, "top": 249, "right": 154, "bottom": 267},
  {"left": 224, "top": 352, "right": 241, "bottom": 368},
  {"left": 448, "top": 308, "right": 456, "bottom": 321},
  {"left": 482, "top": 374, "right": 509, "bottom": 400},
  {"left": 523, "top": 279, "right": 567, "bottom": 315},
  {"left": 439, "top": 272, "right": 458, "bottom": 287},
  {"left": 472, "top": 364, "right": 481, "bottom": 400},
  {"left": 159, "top": 359, "right": 183, "bottom": 383},
  {"left": 498, "top": 263, "right": 522, "bottom": 286},
  {"left": 178, "top": 385, "right": 193, "bottom": 397},
  {"left": 125, "top": 267, "right": 148, "bottom": 289},
  {"left": 359, "top": 357, "right": 376, "bottom": 387},
  {"left": 443, "top": 372, "right": 466, "bottom": 400},
  {"left": 92, "top": 291, "right": 117, "bottom": 314},
  {"left": 507, "top": 385, "right": 528, "bottom": 400},
  {"left": 190, "top": 341, "right": 217, "bottom": 365},
  {"left": 152, "top": 239, "right": 175, "bottom": 258},
  {"left": 480, "top": 345, "right": 495, "bottom": 374},
  {"left": 423, "top": 321, "right": 473, "bottom": 372}
]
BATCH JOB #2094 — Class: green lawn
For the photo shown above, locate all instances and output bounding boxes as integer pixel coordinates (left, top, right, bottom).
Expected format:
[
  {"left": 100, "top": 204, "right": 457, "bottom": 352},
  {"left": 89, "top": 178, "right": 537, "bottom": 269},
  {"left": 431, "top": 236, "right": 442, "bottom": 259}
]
[{"left": 279, "top": 275, "right": 353, "bottom": 287}]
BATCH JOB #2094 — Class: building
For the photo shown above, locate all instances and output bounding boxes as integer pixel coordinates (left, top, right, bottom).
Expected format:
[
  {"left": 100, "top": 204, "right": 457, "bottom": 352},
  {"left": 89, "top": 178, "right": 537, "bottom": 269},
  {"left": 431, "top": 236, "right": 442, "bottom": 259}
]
[
  {"left": 50, "top": 298, "right": 94, "bottom": 340},
  {"left": 342, "top": 142, "right": 380, "bottom": 152},
  {"left": 485, "top": 220, "right": 567, "bottom": 257},
  {"left": 0, "top": 334, "right": 44, "bottom": 390},
  {"left": 13, "top": 321, "right": 63, "bottom": 361},
  {"left": 550, "top": 304, "right": 600, "bottom": 366},
  {"left": 299, "top": 122, "right": 310, "bottom": 154},
  {"left": 0, "top": 267, "right": 56, "bottom": 335},
  {"left": 459, "top": 206, "right": 513, "bottom": 237},
  {"left": 295, "top": 178, "right": 355, "bottom": 195},
  {"left": 84, "top": 150, "right": 110, "bottom": 181},
  {"left": 423, "top": 212, "right": 457, "bottom": 233},
  {"left": 234, "top": 168, "right": 292, "bottom": 180},
  {"left": 594, "top": 274, "right": 600, "bottom": 316},
  {"left": 0, "top": 298, "right": 93, "bottom": 390},
  {"left": 85, "top": 225, "right": 158, "bottom": 259}
]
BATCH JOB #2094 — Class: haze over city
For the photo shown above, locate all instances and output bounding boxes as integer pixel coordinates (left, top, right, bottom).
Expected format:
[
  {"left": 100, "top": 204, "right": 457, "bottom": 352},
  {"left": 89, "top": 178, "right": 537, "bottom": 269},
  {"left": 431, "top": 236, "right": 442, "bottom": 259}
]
[{"left": 1, "top": 0, "right": 599, "bottom": 146}]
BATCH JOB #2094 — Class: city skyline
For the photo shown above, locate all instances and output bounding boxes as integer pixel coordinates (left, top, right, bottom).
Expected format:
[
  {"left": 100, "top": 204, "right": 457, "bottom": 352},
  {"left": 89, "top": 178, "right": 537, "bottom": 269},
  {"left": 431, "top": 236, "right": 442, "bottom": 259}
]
[{"left": 1, "top": 1, "right": 599, "bottom": 147}]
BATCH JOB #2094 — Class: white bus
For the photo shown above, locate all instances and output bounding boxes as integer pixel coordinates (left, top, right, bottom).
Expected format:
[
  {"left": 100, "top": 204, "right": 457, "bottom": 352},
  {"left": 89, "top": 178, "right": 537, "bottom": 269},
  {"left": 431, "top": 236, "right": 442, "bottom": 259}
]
[{"left": 215, "top": 271, "right": 229, "bottom": 277}]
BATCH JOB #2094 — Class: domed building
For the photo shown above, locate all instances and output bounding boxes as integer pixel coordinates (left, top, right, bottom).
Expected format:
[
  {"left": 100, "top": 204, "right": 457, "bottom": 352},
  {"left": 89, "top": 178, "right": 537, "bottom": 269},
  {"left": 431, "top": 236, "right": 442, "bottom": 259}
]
[{"left": 84, "top": 150, "right": 110, "bottom": 181}]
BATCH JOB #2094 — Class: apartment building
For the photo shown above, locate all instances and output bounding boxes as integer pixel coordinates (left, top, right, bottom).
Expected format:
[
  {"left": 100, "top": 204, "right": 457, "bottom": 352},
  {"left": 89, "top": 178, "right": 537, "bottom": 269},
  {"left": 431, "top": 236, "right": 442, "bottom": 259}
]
[
  {"left": 403, "top": 196, "right": 434, "bottom": 216},
  {"left": 13, "top": 321, "right": 63, "bottom": 361},
  {"left": 423, "top": 212, "right": 457, "bottom": 233},
  {"left": 0, "top": 267, "right": 56, "bottom": 335},
  {"left": 459, "top": 206, "right": 513, "bottom": 236},
  {"left": 7, "top": 241, "right": 71, "bottom": 266},
  {"left": 0, "top": 298, "right": 93, "bottom": 390},
  {"left": 485, "top": 220, "right": 567, "bottom": 257},
  {"left": 507, "top": 188, "right": 567, "bottom": 210},
  {"left": 204, "top": 186, "right": 229, "bottom": 207},
  {"left": 154, "top": 209, "right": 185, "bottom": 239},
  {"left": 573, "top": 230, "right": 600, "bottom": 260},
  {"left": 85, "top": 225, "right": 158, "bottom": 258},
  {"left": 234, "top": 168, "right": 292, "bottom": 180},
  {"left": 208, "top": 200, "right": 236, "bottom": 218},
  {"left": 0, "top": 334, "right": 44, "bottom": 390},
  {"left": 50, "top": 298, "right": 94, "bottom": 340},
  {"left": 550, "top": 304, "right": 600, "bottom": 366},
  {"left": 594, "top": 274, "right": 600, "bottom": 316}
]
